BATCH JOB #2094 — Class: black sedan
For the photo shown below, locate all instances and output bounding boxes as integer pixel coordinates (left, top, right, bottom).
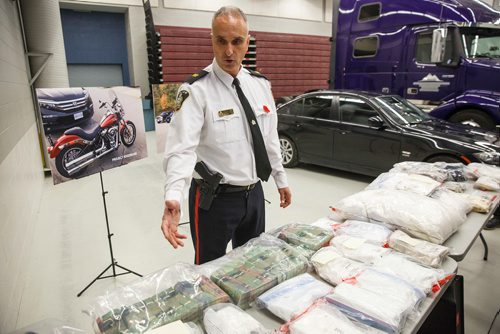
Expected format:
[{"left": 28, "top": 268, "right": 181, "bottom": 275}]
[{"left": 277, "top": 90, "right": 500, "bottom": 177}]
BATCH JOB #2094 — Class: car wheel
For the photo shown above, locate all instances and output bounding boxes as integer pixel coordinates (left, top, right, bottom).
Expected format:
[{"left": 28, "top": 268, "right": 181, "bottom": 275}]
[
  {"left": 279, "top": 135, "right": 299, "bottom": 168},
  {"left": 425, "top": 155, "right": 464, "bottom": 164},
  {"left": 448, "top": 109, "right": 495, "bottom": 131}
]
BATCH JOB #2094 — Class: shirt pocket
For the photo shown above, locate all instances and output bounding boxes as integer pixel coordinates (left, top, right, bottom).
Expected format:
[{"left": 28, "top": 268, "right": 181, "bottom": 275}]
[
  {"left": 210, "top": 107, "right": 246, "bottom": 144},
  {"left": 255, "top": 106, "right": 272, "bottom": 137}
]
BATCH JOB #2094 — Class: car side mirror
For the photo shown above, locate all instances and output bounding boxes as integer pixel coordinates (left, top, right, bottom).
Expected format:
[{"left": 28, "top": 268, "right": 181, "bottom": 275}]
[
  {"left": 431, "top": 28, "right": 447, "bottom": 63},
  {"left": 368, "top": 115, "right": 385, "bottom": 128}
]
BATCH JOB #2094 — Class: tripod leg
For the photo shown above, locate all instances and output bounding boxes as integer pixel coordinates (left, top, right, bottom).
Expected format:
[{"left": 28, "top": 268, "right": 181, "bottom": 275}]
[
  {"left": 77, "top": 263, "right": 113, "bottom": 297},
  {"left": 115, "top": 263, "right": 143, "bottom": 277},
  {"left": 479, "top": 232, "right": 488, "bottom": 261}
]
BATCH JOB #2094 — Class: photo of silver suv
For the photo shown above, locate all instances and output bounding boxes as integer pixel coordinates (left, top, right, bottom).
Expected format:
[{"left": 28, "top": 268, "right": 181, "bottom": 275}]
[{"left": 37, "top": 87, "right": 94, "bottom": 133}]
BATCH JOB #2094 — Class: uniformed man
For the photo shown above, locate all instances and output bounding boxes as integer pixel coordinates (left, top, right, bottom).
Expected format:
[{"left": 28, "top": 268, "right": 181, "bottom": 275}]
[{"left": 161, "top": 6, "right": 291, "bottom": 264}]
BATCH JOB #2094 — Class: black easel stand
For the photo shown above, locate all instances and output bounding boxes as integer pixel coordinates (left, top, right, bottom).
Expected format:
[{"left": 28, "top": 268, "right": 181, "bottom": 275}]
[{"left": 77, "top": 172, "right": 142, "bottom": 297}]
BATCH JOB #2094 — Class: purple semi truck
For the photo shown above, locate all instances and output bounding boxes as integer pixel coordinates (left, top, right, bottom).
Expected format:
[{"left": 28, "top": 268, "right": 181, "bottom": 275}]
[{"left": 330, "top": 0, "right": 500, "bottom": 130}]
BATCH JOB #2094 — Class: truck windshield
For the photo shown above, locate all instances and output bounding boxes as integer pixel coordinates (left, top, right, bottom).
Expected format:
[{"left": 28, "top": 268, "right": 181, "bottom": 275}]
[
  {"left": 373, "top": 96, "right": 430, "bottom": 125},
  {"left": 460, "top": 27, "right": 500, "bottom": 59}
]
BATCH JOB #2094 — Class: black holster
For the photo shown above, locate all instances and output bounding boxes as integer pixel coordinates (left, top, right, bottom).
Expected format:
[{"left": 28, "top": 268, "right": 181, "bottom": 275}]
[{"left": 194, "top": 161, "right": 223, "bottom": 210}]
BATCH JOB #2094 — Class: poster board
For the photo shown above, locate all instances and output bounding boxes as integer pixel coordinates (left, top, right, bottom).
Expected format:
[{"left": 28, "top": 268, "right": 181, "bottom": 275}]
[
  {"left": 152, "top": 83, "right": 180, "bottom": 153},
  {"left": 36, "top": 86, "right": 147, "bottom": 185}
]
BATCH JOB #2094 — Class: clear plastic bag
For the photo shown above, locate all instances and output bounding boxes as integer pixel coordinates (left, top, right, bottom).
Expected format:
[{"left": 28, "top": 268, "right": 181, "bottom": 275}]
[
  {"left": 330, "top": 234, "right": 390, "bottom": 264},
  {"left": 146, "top": 321, "right": 203, "bottom": 334},
  {"left": 466, "top": 162, "right": 500, "bottom": 181},
  {"left": 333, "top": 220, "right": 393, "bottom": 247},
  {"left": 390, "top": 161, "right": 449, "bottom": 182},
  {"left": 310, "top": 216, "right": 339, "bottom": 231},
  {"left": 366, "top": 172, "right": 441, "bottom": 196},
  {"left": 325, "top": 268, "right": 425, "bottom": 334},
  {"left": 373, "top": 252, "right": 447, "bottom": 294},
  {"left": 284, "top": 299, "right": 384, "bottom": 334},
  {"left": 389, "top": 230, "right": 449, "bottom": 268},
  {"left": 391, "top": 161, "right": 468, "bottom": 182},
  {"left": 269, "top": 223, "right": 334, "bottom": 251},
  {"left": 255, "top": 273, "right": 333, "bottom": 321},
  {"left": 210, "top": 234, "right": 309, "bottom": 309},
  {"left": 87, "top": 263, "right": 230, "bottom": 334},
  {"left": 456, "top": 191, "right": 496, "bottom": 213},
  {"left": 442, "top": 181, "right": 469, "bottom": 193},
  {"left": 331, "top": 189, "right": 466, "bottom": 244},
  {"left": 311, "top": 246, "right": 367, "bottom": 286},
  {"left": 203, "top": 303, "right": 268, "bottom": 334},
  {"left": 431, "top": 188, "right": 473, "bottom": 215},
  {"left": 474, "top": 175, "right": 500, "bottom": 191}
]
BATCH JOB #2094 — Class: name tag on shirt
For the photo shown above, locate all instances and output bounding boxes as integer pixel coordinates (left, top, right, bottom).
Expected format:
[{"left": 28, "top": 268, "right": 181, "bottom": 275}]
[{"left": 218, "top": 109, "right": 234, "bottom": 118}]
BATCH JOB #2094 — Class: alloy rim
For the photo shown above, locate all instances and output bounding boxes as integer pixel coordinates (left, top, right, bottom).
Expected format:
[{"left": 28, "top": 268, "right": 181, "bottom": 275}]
[{"left": 280, "top": 138, "right": 293, "bottom": 164}]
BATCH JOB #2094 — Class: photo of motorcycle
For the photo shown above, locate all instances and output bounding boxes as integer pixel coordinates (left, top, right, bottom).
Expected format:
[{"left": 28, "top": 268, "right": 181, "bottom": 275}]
[{"left": 47, "top": 96, "right": 137, "bottom": 178}]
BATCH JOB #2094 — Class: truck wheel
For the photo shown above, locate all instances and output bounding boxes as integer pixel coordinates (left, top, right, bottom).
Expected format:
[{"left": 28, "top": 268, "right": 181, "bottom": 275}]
[
  {"left": 279, "top": 135, "right": 299, "bottom": 168},
  {"left": 448, "top": 109, "right": 495, "bottom": 131}
]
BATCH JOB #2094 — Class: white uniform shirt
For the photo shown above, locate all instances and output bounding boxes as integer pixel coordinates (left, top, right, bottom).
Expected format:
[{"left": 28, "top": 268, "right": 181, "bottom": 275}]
[{"left": 163, "top": 59, "right": 288, "bottom": 204}]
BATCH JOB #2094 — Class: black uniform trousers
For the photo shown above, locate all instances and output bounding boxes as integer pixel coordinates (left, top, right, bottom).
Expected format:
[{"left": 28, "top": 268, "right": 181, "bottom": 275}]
[{"left": 188, "top": 179, "right": 265, "bottom": 265}]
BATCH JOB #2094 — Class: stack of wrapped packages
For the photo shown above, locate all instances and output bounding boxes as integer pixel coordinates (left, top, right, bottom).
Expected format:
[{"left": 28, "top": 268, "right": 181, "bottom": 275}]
[{"left": 87, "top": 162, "right": 500, "bottom": 334}]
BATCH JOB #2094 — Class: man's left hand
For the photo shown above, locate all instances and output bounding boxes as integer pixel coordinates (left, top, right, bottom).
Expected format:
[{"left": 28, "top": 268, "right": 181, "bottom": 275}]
[{"left": 278, "top": 187, "right": 292, "bottom": 208}]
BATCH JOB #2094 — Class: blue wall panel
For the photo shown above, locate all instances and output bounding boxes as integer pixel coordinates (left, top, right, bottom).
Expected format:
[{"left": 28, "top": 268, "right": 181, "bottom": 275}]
[{"left": 60, "top": 9, "right": 130, "bottom": 85}]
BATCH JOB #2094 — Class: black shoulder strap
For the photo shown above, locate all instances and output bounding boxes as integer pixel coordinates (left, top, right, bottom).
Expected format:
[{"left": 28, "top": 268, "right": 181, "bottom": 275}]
[
  {"left": 247, "top": 69, "right": 268, "bottom": 80},
  {"left": 185, "top": 70, "right": 209, "bottom": 84}
]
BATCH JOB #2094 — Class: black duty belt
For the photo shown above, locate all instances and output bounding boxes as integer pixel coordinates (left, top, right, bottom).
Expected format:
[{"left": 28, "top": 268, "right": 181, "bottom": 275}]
[{"left": 194, "top": 179, "right": 257, "bottom": 193}]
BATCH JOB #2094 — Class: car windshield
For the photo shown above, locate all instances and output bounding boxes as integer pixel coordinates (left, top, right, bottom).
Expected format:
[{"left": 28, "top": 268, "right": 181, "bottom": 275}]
[
  {"left": 460, "top": 27, "right": 500, "bottom": 59},
  {"left": 372, "top": 96, "right": 430, "bottom": 125}
]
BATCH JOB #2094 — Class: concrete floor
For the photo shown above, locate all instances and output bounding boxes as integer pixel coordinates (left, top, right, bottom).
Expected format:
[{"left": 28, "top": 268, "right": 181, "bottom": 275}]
[{"left": 12, "top": 132, "right": 500, "bottom": 333}]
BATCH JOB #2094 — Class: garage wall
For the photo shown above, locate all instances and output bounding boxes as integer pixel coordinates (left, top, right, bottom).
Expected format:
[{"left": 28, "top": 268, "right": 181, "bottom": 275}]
[
  {"left": 0, "top": 1, "right": 44, "bottom": 332},
  {"left": 158, "top": 25, "right": 330, "bottom": 98},
  {"left": 60, "top": 9, "right": 130, "bottom": 86},
  {"left": 153, "top": 0, "right": 332, "bottom": 36}
]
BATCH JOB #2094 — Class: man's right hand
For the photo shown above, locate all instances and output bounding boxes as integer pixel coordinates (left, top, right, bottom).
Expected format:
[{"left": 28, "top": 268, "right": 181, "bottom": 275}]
[{"left": 161, "top": 200, "right": 187, "bottom": 248}]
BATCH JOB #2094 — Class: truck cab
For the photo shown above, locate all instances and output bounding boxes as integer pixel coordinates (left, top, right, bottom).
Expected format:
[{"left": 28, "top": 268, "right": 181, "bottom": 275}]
[{"left": 331, "top": 0, "right": 500, "bottom": 130}]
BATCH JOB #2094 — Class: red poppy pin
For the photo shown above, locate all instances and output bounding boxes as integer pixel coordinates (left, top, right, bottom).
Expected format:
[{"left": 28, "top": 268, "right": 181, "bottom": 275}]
[{"left": 263, "top": 105, "right": 270, "bottom": 113}]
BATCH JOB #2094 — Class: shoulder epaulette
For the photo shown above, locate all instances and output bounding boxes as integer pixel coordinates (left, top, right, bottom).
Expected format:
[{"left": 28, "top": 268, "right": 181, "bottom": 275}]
[
  {"left": 247, "top": 69, "right": 268, "bottom": 80},
  {"left": 185, "top": 70, "right": 209, "bottom": 84}
]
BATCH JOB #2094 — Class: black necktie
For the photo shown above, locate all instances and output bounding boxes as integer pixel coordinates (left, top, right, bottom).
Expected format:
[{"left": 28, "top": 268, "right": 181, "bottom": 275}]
[{"left": 233, "top": 78, "right": 272, "bottom": 181}]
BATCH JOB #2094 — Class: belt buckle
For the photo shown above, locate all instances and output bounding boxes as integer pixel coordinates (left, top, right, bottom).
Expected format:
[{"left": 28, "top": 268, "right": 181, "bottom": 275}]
[{"left": 246, "top": 184, "right": 252, "bottom": 191}]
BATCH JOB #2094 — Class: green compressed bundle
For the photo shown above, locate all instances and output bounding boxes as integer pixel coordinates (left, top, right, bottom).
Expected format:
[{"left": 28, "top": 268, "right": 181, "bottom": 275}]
[
  {"left": 276, "top": 224, "right": 334, "bottom": 251},
  {"left": 210, "top": 242, "right": 308, "bottom": 309},
  {"left": 96, "top": 276, "right": 229, "bottom": 334}
]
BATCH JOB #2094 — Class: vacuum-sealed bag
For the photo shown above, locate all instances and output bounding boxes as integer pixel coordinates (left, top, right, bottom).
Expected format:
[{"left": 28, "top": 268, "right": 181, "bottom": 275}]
[
  {"left": 311, "top": 246, "right": 366, "bottom": 286},
  {"left": 330, "top": 235, "right": 390, "bottom": 264},
  {"left": 88, "top": 263, "right": 230, "bottom": 334},
  {"left": 210, "top": 234, "right": 309, "bottom": 309},
  {"left": 388, "top": 230, "right": 449, "bottom": 268},
  {"left": 270, "top": 223, "right": 334, "bottom": 251},
  {"left": 333, "top": 220, "right": 392, "bottom": 247},
  {"left": 326, "top": 269, "right": 425, "bottom": 334},
  {"left": 331, "top": 189, "right": 466, "bottom": 244},
  {"left": 203, "top": 303, "right": 268, "bottom": 334},
  {"left": 256, "top": 273, "right": 333, "bottom": 321},
  {"left": 284, "top": 299, "right": 383, "bottom": 334}
]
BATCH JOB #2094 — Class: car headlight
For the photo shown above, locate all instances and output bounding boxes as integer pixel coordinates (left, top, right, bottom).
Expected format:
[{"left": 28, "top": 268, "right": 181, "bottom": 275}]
[
  {"left": 40, "top": 102, "right": 56, "bottom": 109},
  {"left": 473, "top": 152, "right": 500, "bottom": 165}
]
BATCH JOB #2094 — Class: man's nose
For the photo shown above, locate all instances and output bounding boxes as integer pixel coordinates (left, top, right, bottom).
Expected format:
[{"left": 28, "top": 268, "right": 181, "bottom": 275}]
[{"left": 225, "top": 44, "right": 233, "bottom": 57}]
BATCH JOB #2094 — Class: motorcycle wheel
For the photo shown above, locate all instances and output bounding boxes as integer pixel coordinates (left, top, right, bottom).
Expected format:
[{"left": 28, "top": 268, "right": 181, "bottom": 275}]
[
  {"left": 55, "top": 144, "right": 87, "bottom": 178},
  {"left": 121, "top": 120, "right": 136, "bottom": 147}
]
